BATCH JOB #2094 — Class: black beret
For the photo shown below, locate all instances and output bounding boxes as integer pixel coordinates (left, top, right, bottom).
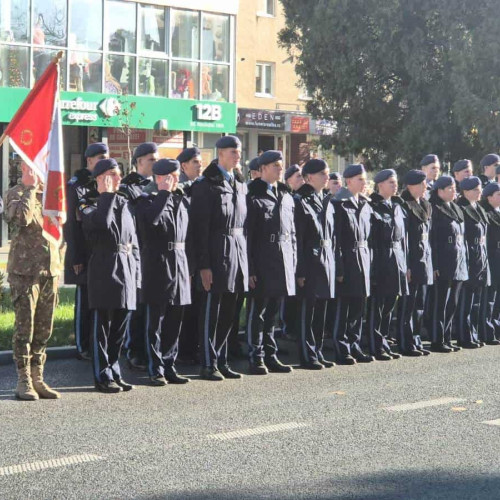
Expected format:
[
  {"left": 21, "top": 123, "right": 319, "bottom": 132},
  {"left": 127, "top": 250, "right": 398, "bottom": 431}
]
[
  {"left": 302, "top": 158, "right": 328, "bottom": 176},
  {"left": 285, "top": 164, "right": 300, "bottom": 181},
  {"left": 248, "top": 157, "right": 260, "bottom": 171},
  {"left": 153, "top": 159, "right": 180, "bottom": 176},
  {"left": 482, "top": 182, "right": 500, "bottom": 198},
  {"left": 432, "top": 175, "right": 455, "bottom": 191},
  {"left": 133, "top": 142, "right": 158, "bottom": 163},
  {"left": 258, "top": 150, "right": 283, "bottom": 167},
  {"left": 216, "top": 135, "right": 241, "bottom": 149},
  {"left": 374, "top": 169, "right": 397, "bottom": 184},
  {"left": 92, "top": 158, "right": 119, "bottom": 178},
  {"left": 343, "top": 164, "right": 366, "bottom": 179},
  {"left": 85, "top": 142, "right": 108, "bottom": 158},
  {"left": 480, "top": 154, "right": 500, "bottom": 168},
  {"left": 420, "top": 154, "right": 439, "bottom": 167},
  {"left": 404, "top": 169, "right": 427, "bottom": 185},
  {"left": 177, "top": 147, "right": 201, "bottom": 164},
  {"left": 453, "top": 159, "right": 472, "bottom": 173},
  {"left": 329, "top": 172, "right": 341, "bottom": 181},
  {"left": 460, "top": 176, "right": 481, "bottom": 191}
]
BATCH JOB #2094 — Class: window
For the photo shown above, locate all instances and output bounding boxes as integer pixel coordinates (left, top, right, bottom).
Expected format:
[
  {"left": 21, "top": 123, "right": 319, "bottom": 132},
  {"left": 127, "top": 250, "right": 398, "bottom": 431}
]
[
  {"left": 69, "top": 0, "right": 102, "bottom": 50},
  {"left": 202, "top": 13, "right": 229, "bottom": 63},
  {"left": 171, "top": 9, "right": 199, "bottom": 59},
  {"left": 33, "top": 0, "right": 67, "bottom": 47},
  {"left": 139, "top": 5, "right": 166, "bottom": 53},
  {"left": 258, "top": 0, "right": 275, "bottom": 16},
  {"left": 255, "top": 63, "right": 273, "bottom": 96},
  {"left": 202, "top": 63, "right": 229, "bottom": 101},
  {"left": 138, "top": 57, "right": 167, "bottom": 97},
  {"left": 69, "top": 51, "right": 102, "bottom": 92},
  {"left": 0, "top": 45, "right": 29, "bottom": 87},
  {"left": 106, "top": 1, "right": 136, "bottom": 53},
  {"left": 0, "top": 0, "right": 30, "bottom": 43},
  {"left": 104, "top": 53, "right": 135, "bottom": 94},
  {"left": 171, "top": 60, "right": 198, "bottom": 99}
]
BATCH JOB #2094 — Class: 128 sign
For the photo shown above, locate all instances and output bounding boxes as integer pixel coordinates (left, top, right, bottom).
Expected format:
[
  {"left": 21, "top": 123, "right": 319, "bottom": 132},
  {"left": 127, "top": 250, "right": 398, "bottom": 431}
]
[{"left": 193, "top": 104, "right": 222, "bottom": 121}]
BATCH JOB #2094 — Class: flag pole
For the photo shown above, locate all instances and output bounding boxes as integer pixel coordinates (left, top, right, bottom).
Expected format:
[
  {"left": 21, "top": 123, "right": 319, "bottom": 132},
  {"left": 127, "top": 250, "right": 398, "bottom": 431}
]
[{"left": 0, "top": 51, "right": 63, "bottom": 148}]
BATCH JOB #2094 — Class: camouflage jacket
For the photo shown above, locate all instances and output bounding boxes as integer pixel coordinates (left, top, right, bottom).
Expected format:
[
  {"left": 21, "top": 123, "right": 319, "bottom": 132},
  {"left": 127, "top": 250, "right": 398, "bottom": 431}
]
[{"left": 4, "top": 183, "right": 62, "bottom": 278}]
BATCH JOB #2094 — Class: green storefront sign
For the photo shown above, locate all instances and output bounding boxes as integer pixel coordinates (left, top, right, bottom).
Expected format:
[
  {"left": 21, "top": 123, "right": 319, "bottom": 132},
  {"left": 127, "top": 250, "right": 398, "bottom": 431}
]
[{"left": 0, "top": 88, "right": 237, "bottom": 133}]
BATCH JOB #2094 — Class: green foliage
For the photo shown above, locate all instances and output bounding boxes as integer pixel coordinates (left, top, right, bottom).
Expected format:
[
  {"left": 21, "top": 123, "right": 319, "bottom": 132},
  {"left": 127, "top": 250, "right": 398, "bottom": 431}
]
[{"left": 279, "top": 0, "right": 500, "bottom": 172}]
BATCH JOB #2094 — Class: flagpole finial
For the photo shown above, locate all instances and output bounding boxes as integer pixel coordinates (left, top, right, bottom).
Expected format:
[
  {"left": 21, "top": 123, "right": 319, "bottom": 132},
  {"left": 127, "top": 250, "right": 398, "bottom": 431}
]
[{"left": 53, "top": 51, "right": 64, "bottom": 64}]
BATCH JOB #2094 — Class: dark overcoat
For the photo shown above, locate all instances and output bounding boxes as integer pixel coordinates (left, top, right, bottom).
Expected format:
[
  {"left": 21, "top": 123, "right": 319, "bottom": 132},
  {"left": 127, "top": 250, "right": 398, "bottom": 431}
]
[
  {"left": 479, "top": 198, "right": 500, "bottom": 286},
  {"left": 189, "top": 160, "right": 249, "bottom": 294},
  {"left": 246, "top": 178, "right": 296, "bottom": 298}
]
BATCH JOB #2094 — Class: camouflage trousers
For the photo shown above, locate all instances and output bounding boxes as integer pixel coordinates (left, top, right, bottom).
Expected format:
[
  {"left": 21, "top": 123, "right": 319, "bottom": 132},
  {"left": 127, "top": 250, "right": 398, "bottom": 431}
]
[{"left": 9, "top": 274, "right": 59, "bottom": 368}]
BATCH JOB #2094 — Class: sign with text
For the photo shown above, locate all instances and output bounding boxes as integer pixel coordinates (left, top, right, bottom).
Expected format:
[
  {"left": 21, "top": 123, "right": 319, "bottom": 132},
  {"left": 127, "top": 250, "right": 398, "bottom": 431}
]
[
  {"left": 237, "top": 108, "right": 285, "bottom": 130},
  {"left": 290, "top": 116, "right": 310, "bottom": 134}
]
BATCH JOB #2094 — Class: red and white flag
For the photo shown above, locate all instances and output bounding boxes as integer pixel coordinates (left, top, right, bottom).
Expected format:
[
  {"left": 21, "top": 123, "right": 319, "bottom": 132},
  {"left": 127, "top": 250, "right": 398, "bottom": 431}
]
[{"left": 0, "top": 54, "right": 66, "bottom": 244}]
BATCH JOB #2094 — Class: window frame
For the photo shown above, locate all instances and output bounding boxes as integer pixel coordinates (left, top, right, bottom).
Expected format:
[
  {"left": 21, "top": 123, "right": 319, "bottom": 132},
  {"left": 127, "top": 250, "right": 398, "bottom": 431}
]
[{"left": 255, "top": 62, "right": 274, "bottom": 98}]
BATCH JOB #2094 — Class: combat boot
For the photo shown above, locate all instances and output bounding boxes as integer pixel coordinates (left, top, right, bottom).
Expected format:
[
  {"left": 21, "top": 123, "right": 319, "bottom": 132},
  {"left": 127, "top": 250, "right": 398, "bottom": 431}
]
[
  {"left": 31, "top": 359, "right": 61, "bottom": 399},
  {"left": 15, "top": 365, "right": 39, "bottom": 401}
]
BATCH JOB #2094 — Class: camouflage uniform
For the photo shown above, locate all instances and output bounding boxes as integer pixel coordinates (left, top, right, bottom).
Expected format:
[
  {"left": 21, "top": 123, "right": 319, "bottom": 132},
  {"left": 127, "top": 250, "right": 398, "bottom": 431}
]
[{"left": 4, "top": 184, "right": 62, "bottom": 368}]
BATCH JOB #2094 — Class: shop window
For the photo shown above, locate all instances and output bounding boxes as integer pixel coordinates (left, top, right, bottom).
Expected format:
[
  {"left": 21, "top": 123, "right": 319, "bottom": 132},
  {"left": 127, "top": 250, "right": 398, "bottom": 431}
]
[
  {"left": 171, "top": 9, "right": 199, "bottom": 60},
  {"left": 139, "top": 5, "right": 166, "bottom": 53},
  {"left": 106, "top": 0, "right": 136, "bottom": 54},
  {"left": 33, "top": 0, "right": 67, "bottom": 47},
  {"left": 202, "top": 13, "right": 229, "bottom": 63},
  {"left": 104, "top": 53, "right": 135, "bottom": 95},
  {"left": 170, "top": 60, "right": 198, "bottom": 99},
  {"left": 0, "top": 45, "right": 29, "bottom": 87},
  {"left": 0, "top": 0, "right": 30, "bottom": 43},
  {"left": 202, "top": 63, "right": 229, "bottom": 102},
  {"left": 69, "top": 0, "right": 102, "bottom": 51},
  {"left": 255, "top": 62, "right": 273, "bottom": 96},
  {"left": 69, "top": 51, "right": 102, "bottom": 92},
  {"left": 33, "top": 48, "right": 66, "bottom": 89},
  {"left": 138, "top": 57, "right": 167, "bottom": 97}
]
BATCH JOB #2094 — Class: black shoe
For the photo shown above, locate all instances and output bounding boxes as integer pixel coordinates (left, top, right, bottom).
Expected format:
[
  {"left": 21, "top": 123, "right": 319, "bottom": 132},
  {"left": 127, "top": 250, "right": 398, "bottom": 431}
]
[
  {"left": 127, "top": 356, "right": 147, "bottom": 371},
  {"left": 95, "top": 380, "right": 122, "bottom": 393},
  {"left": 375, "top": 352, "right": 393, "bottom": 361},
  {"left": 219, "top": 365, "right": 243, "bottom": 379},
  {"left": 430, "top": 343, "right": 453, "bottom": 353},
  {"left": 115, "top": 379, "right": 134, "bottom": 391},
  {"left": 446, "top": 343, "right": 462, "bottom": 352},
  {"left": 401, "top": 349, "right": 424, "bottom": 357},
  {"left": 353, "top": 353, "right": 375, "bottom": 363},
  {"left": 200, "top": 367, "right": 225, "bottom": 381},
  {"left": 76, "top": 350, "right": 92, "bottom": 361},
  {"left": 388, "top": 352, "right": 401, "bottom": 359},
  {"left": 301, "top": 360, "right": 324, "bottom": 370},
  {"left": 150, "top": 375, "right": 167, "bottom": 386},
  {"left": 458, "top": 342, "right": 480, "bottom": 349},
  {"left": 416, "top": 347, "right": 431, "bottom": 356},
  {"left": 266, "top": 358, "right": 293, "bottom": 373},
  {"left": 249, "top": 361, "right": 269, "bottom": 375},
  {"left": 165, "top": 366, "right": 190, "bottom": 384},
  {"left": 318, "top": 357, "right": 336, "bottom": 368},
  {"left": 485, "top": 340, "right": 500, "bottom": 345},
  {"left": 337, "top": 355, "right": 357, "bottom": 365},
  {"left": 477, "top": 341, "right": 485, "bottom": 347}
]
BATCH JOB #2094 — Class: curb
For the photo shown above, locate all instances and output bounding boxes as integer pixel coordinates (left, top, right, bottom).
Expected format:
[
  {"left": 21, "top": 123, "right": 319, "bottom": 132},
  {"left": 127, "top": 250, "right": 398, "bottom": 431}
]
[{"left": 0, "top": 346, "right": 76, "bottom": 366}]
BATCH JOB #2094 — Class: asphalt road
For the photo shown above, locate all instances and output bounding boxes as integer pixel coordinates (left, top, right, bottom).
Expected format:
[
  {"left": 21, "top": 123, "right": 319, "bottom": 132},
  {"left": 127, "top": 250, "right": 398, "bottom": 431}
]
[{"left": 1, "top": 341, "right": 500, "bottom": 500}]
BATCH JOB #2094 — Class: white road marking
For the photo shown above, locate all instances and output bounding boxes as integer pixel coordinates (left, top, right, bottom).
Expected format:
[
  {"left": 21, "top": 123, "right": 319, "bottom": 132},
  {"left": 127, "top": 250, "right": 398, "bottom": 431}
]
[
  {"left": 384, "top": 397, "right": 465, "bottom": 412},
  {"left": 207, "top": 422, "right": 308, "bottom": 441},
  {"left": 0, "top": 454, "right": 104, "bottom": 477},
  {"left": 481, "top": 419, "right": 500, "bottom": 426}
]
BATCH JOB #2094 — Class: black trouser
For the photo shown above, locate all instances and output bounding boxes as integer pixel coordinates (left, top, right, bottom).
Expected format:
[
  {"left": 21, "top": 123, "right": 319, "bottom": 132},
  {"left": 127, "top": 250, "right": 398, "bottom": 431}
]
[
  {"left": 478, "top": 285, "right": 498, "bottom": 342},
  {"left": 246, "top": 296, "right": 280, "bottom": 363},
  {"left": 367, "top": 293, "right": 398, "bottom": 356},
  {"left": 144, "top": 303, "right": 185, "bottom": 377},
  {"left": 428, "top": 279, "right": 463, "bottom": 346},
  {"left": 199, "top": 291, "right": 241, "bottom": 368},
  {"left": 324, "top": 299, "right": 337, "bottom": 342},
  {"left": 125, "top": 294, "right": 146, "bottom": 360},
  {"left": 227, "top": 293, "right": 245, "bottom": 353},
  {"left": 332, "top": 296, "right": 366, "bottom": 359},
  {"left": 74, "top": 284, "right": 91, "bottom": 354},
  {"left": 396, "top": 283, "right": 427, "bottom": 352},
  {"left": 456, "top": 284, "right": 484, "bottom": 345},
  {"left": 92, "top": 308, "right": 131, "bottom": 383},
  {"left": 492, "top": 285, "right": 500, "bottom": 337},
  {"left": 298, "top": 297, "right": 327, "bottom": 364},
  {"left": 178, "top": 286, "right": 200, "bottom": 360},
  {"left": 280, "top": 296, "right": 300, "bottom": 340}
]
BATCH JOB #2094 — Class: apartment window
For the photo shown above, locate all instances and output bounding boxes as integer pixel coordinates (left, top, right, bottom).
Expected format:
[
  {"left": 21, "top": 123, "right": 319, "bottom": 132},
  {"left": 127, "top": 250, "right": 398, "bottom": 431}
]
[
  {"left": 258, "top": 0, "right": 275, "bottom": 16},
  {"left": 255, "top": 62, "right": 273, "bottom": 97}
]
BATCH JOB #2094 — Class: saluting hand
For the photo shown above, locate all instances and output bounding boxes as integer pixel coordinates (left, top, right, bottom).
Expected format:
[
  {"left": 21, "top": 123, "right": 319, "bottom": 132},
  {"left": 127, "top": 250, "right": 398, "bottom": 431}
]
[
  {"left": 200, "top": 269, "right": 213, "bottom": 292},
  {"left": 158, "top": 174, "right": 175, "bottom": 192},
  {"left": 97, "top": 174, "right": 115, "bottom": 194}
]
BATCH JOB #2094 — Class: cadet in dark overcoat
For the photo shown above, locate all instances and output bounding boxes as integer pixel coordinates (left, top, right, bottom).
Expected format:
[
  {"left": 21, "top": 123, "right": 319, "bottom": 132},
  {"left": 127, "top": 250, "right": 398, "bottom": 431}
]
[
  {"left": 366, "top": 169, "right": 407, "bottom": 360},
  {"left": 332, "top": 164, "right": 374, "bottom": 365},
  {"left": 119, "top": 142, "right": 158, "bottom": 370},
  {"left": 294, "top": 159, "right": 336, "bottom": 370},
  {"left": 478, "top": 154, "right": 500, "bottom": 188},
  {"left": 455, "top": 177, "right": 489, "bottom": 348},
  {"left": 452, "top": 160, "right": 473, "bottom": 197},
  {"left": 246, "top": 151, "right": 295, "bottom": 375},
  {"left": 190, "top": 135, "right": 249, "bottom": 381},
  {"left": 478, "top": 182, "right": 500, "bottom": 344},
  {"left": 79, "top": 159, "right": 140, "bottom": 393},
  {"left": 396, "top": 170, "right": 433, "bottom": 356},
  {"left": 428, "top": 176, "right": 468, "bottom": 353},
  {"left": 64, "top": 142, "right": 108, "bottom": 360},
  {"left": 136, "top": 159, "right": 191, "bottom": 386}
]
